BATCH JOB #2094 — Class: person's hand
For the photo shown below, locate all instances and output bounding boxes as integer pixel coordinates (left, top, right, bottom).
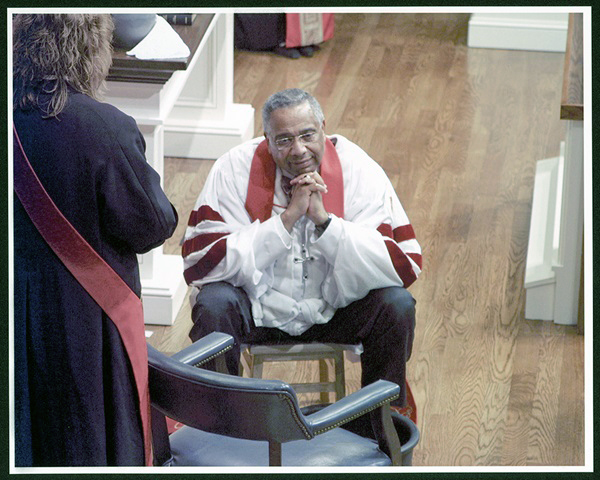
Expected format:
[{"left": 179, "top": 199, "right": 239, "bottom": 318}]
[
  {"left": 280, "top": 172, "right": 327, "bottom": 232},
  {"left": 304, "top": 171, "right": 329, "bottom": 226}
]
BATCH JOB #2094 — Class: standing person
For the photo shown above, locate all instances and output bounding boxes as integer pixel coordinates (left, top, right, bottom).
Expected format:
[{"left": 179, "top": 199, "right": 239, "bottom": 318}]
[
  {"left": 235, "top": 13, "right": 334, "bottom": 58},
  {"left": 182, "top": 88, "right": 421, "bottom": 418},
  {"left": 12, "top": 14, "right": 178, "bottom": 466}
]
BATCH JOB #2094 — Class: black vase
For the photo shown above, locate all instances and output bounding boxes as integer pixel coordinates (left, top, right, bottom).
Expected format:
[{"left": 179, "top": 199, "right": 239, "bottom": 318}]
[{"left": 112, "top": 14, "right": 157, "bottom": 50}]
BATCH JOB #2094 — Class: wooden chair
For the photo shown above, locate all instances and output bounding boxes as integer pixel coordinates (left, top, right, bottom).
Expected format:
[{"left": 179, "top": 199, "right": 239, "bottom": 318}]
[
  {"left": 240, "top": 342, "right": 362, "bottom": 403},
  {"left": 241, "top": 342, "right": 418, "bottom": 423}
]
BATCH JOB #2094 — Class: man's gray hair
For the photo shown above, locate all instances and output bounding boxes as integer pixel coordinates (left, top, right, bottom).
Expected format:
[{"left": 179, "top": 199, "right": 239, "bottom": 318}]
[{"left": 262, "top": 88, "right": 325, "bottom": 135}]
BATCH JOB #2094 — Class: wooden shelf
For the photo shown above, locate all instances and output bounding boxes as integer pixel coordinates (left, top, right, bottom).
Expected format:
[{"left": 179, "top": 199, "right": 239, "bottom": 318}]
[{"left": 107, "top": 14, "right": 215, "bottom": 84}]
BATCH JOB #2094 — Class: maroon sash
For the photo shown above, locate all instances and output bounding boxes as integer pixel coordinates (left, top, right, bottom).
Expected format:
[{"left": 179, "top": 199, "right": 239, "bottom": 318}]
[
  {"left": 12, "top": 126, "right": 152, "bottom": 466},
  {"left": 245, "top": 138, "right": 344, "bottom": 222}
]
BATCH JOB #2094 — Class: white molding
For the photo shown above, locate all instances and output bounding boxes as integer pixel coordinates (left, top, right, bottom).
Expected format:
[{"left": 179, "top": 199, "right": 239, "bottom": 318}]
[
  {"left": 141, "top": 254, "right": 188, "bottom": 325},
  {"left": 104, "top": 13, "right": 247, "bottom": 325},
  {"left": 468, "top": 13, "right": 568, "bottom": 52},
  {"left": 525, "top": 121, "right": 583, "bottom": 326},
  {"left": 524, "top": 154, "right": 561, "bottom": 321},
  {"left": 164, "top": 13, "right": 255, "bottom": 159},
  {"left": 525, "top": 282, "right": 556, "bottom": 321},
  {"left": 164, "top": 103, "right": 254, "bottom": 159},
  {"left": 552, "top": 121, "right": 583, "bottom": 325}
]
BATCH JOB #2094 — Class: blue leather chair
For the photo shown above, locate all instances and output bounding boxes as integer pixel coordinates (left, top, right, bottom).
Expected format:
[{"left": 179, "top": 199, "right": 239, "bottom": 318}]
[{"left": 148, "top": 332, "right": 419, "bottom": 467}]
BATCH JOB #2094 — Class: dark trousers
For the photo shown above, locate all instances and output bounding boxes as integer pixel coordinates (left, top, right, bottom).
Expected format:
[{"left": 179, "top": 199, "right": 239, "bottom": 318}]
[{"left": 190, "top": 282, "right": 416, "bottom": 406}]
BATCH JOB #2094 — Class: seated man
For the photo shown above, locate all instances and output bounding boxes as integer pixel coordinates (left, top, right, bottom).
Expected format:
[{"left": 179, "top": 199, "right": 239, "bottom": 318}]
[{"left": 182, "top": 88, "right": 422, "bottom": 416}]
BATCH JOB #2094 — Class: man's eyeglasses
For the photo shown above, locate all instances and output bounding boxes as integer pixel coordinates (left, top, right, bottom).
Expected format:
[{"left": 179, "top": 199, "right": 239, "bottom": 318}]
[{"left": 272, "top": 131, "right": 319, "bottom": 150}]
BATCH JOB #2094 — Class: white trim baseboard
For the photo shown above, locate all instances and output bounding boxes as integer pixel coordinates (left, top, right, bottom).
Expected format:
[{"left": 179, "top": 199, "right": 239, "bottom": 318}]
[{"left": 468, "top": 13, "right": 568, "bottom": 52}]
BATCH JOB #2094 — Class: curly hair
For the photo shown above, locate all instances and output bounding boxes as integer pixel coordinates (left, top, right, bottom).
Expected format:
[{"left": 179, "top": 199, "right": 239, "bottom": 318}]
[
  {"left": 262, "top": 88, "right": 325, "bottom": 135},
  {"left": 13, "top": 14, "right": 114, "bottom": 117}
]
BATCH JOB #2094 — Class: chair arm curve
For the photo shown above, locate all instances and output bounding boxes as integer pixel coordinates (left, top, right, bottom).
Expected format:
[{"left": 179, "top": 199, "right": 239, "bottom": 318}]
[
  {"left": 304, "top": 379, "right": 400, "bottom": 435},
  {"left": 168, "top": 332, "right": 234, "bottom": 367}
]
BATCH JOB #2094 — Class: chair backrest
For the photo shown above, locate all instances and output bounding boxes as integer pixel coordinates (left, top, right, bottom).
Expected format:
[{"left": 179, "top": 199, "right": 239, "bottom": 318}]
[{"left": 147, "top": 345, "right": 313, "bottom": 443}]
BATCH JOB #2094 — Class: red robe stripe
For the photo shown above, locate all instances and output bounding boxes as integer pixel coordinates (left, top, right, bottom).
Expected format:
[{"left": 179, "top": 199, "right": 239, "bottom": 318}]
[
  {"left": 182, "top": 232, "right": 229, "bottom": 258},
  {"left": 377, "top": 223, "right": 420, "bottom": 286},
  {"left": 377, "top": 224, "right": 393, "bottom": 239},
  {"left": 183, "top": 238, "right": 228, "bottom": 285},
  {"left": 393, "top": 224, "right": 416, "bottom": 243},
  {"left": 383, "top": 239, "right": 418, "bottom": 288},
  {"left": 407, "top": 252, "right": 423, "bottom": 270},
  {"left": 188, "top": 205, "right": 224, "bottom": 227}
]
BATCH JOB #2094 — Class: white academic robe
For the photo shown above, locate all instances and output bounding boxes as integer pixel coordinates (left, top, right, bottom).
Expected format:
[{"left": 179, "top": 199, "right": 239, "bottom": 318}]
[{"left": 182, "top": 135, "right": 421, "bottom": 336}]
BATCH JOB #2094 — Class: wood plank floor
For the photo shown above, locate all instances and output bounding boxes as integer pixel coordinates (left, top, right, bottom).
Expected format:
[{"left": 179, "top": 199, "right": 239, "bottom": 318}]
[{"left": 148, "top": 13, "right": 585, "bottom": 466}]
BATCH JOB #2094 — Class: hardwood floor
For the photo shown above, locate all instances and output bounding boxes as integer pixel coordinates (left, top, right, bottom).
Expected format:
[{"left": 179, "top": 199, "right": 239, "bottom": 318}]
[{"left": 149, "top": 13, "right": 585, "bottom": 466}]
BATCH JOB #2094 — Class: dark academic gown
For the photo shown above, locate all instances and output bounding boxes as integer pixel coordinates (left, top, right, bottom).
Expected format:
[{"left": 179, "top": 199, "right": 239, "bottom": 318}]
[
  {"left": 234, "top": 13, "right": 284, "bottom": 51},
  {"left": 234, "top": 13, "right": 335, "bottom": 51},
  {"left": 13, "top": 91, "right": 178, "bottom": 466}
]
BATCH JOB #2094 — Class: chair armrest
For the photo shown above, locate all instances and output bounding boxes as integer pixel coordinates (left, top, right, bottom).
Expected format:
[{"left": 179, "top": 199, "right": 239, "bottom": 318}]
[
  {"left": 303, "top": 379, "right": 400, "bottom": 434},
  {"left": 170, "top": 332, "right": 234, "bottom": 367}
]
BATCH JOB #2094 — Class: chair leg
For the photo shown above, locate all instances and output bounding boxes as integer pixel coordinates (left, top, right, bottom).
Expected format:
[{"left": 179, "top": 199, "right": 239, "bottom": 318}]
[
  {"left": 371, "top": 405, "right": 402, "bottom": 466},
  {"left": 318, "top": 358, "right": 330, "bottom": 404},
  {"left": 239, "top": 349, "right": 253, "bottom": 377},
  {"left": 150, "top": 407, "right": 172, "bottom": 466},
  {"left": 268, "top": 441, "right": 282, "bottom": 466},
  {"left": 215, "top": 355, "right": 228, "bottom": 374},
  {"left": 334, "top": 351, "right": 346, "bottom": 401},
  {"left": 243, "top": 346, "right": 350, "bottom": 404},
  {"left": 253, "top": 355, "right": 264, "bottom": 378}
]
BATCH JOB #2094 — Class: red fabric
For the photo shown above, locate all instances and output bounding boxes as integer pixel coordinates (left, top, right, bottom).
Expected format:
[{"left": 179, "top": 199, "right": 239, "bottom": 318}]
[
  {"left": 381, "top": 239, "right": 418, "bottom": 288},
  {"left": 245, "top": 140, "right": 277, "bottom": 223},
  {"left": 392, "top": 224, "right": 416, "bottom": 243},
  {"left": 377, "top": 223, "right": 419, "bottom": 249},
  {"left": 245, "top": 138, "right": 344, "bottom": 223},
  {"left": 392, "top": 381, "right": 418, "bottom": 424},
  {"left": 183, "top": 238, "right": 227, "bottom": 285},
  {"left": 182, "top": 232, "right": 228, "bottom": 258},
  {"left": 285, "top": 13, "right": 335, "bottom": 48},
  {"left": 320, "top": 139, "right": 345, "bottom": 219},
  {"left": 13, "top": 127, "right": 152, "bottom": 465},
  {"left": 377, "top": 224, "right": 420, "bottom": 287},
  {"left": 166, "top": 417, "right": 184, "bottom": 435},
  {"left": 407, "top": 252, "right": 423, "bottom": 270},
  {"left": 188, "top": 205, "right": 225, "bottom": 227},
  {"left": 182, "top": 205, "right": 229, "bottom": 282}
]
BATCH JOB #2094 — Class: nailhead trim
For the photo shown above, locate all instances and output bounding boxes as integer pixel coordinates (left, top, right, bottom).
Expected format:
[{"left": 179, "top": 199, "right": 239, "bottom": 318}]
[
  {"left": 278, "top": 393, "right": 313, "bottom": 439},
  {"left": 189, "top": 347, "right": 397, "bottom": 442},
  {"left": 313, "top": 394, "right": 400, "bottom": 436},
  {"left": 193, "top": 344, "right": 234, "bottom": 367}
]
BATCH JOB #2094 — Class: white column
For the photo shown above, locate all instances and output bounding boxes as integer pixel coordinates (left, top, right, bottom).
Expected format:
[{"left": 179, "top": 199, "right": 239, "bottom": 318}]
[
  {"left": 103, "top": 13, "right": 255, "bottom": 324},
  {"left": 104, "top": 77, "right": 188, "bottom": 325},
  {"left": 552, "top": 120, "right": 583, "bottom": 325},
  {"left": 164, "top": 13, "right": 255, "bottom": 160}
]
